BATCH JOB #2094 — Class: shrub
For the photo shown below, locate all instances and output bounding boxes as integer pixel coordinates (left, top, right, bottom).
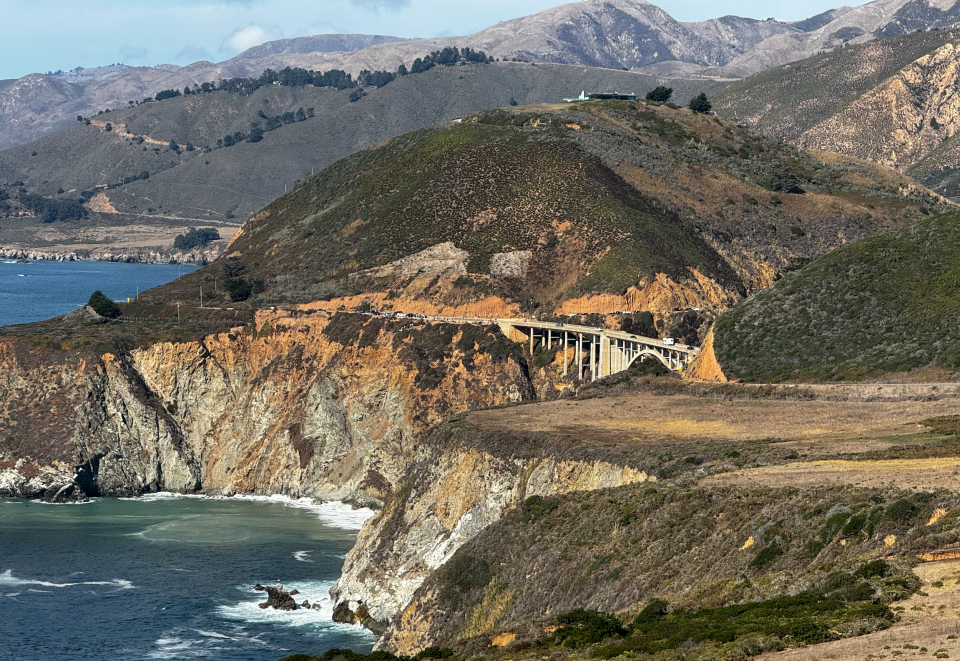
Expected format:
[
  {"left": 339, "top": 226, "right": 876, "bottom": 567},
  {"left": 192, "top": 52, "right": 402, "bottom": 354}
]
[
  {"left": 87, "top": 290, "right": 120, "bottom": 318},
  {"left": 645, "top": 86, "right": 673, "bottom": 103},
  {"left": 885, "top": 499, "right": 917, "bottom": 522},
  {"left": 749, "top": 543, "right": 784, "bottom": 569},
  {"left": 553, "top": 609, "right": 627, "bottom": 647},
  {"left": 226, "top": 278, "right": 253, "bottom": 302},
  {"left": 633, "top": 598, "right": 669, "bottom": 625},
  {"left": 688, "top": 93, "right": 712, "bottom": 114},
  {"left": 855, "top": 559, "right": 890, "bottom": 579},
  {"left": 521, "top": 495, "right": 559, "bottom": 522},
  {"left": 436, "top": 554, "right": 490, "bottom": 609}
]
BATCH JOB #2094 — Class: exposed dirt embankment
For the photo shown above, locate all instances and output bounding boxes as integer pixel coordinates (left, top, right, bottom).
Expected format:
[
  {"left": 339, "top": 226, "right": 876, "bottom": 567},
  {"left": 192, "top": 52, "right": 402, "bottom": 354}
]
[{"left": 0, "top": 313, "right": 556, "bottom": 502}]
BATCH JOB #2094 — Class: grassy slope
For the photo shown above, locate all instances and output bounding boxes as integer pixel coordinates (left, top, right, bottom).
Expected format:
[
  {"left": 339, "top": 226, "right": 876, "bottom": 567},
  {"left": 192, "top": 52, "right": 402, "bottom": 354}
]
[
  {"left": 392, "top": 481, "right": 941, "bottom": 654},
  {"left": 145, "top": 99, "right": 945, "bottom": 313},
  {"left": 715, "top": 210, "right": 960, "bottom": 381},
  {"left": 713, "top": 30, "right": 960, "bottom": 141},
  {"left": 0, "top": 63, "right": 729, "bottom": 222}
]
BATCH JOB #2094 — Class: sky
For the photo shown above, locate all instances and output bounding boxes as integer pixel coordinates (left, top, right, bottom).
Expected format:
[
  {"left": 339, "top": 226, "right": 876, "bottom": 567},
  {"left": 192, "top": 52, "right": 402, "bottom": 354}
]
[{"left": 0, "top": 0, "right": 871, "bottom": 80}]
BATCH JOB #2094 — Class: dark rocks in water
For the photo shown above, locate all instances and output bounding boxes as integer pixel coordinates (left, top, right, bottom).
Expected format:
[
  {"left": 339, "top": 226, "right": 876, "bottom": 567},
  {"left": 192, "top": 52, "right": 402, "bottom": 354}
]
[
  {"left": 289, "top": 589, "right": 300, "bottom": 596},
  {"left": 42, "top": 482, "right": 88, "bottom": 503},
  {"left": 301, "top": 599, "right": 311, "bottom": 609},
  {"left": 254, "top": 583, "right": 298, "bottom": 610}
]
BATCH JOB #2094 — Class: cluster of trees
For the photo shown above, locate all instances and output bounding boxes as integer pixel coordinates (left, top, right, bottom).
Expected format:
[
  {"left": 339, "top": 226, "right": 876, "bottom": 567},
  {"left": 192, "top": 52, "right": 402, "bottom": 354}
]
[
  {"left": 105, "top": 170, "right": 150, "bottom": 190},
  {"left": 643, "top": 86, "right": 712, "bottom": 113},
  {"left": 218, "top": 106, "right": 314, "bottom": 147},
  {"left": 173, "top": 227, "right": 220, "bottom": 251},
  {"left": 17, "top": 191, "right": 88, "bottom": 223},
  {"left": 143, "top": 45, "right": 493, "bottom": 105},
  {"left": 87, "top": 290, "right": 120, "bottom": 318},
  {"left": 409, "top": 46, "right": 492, "bottom": 73}
]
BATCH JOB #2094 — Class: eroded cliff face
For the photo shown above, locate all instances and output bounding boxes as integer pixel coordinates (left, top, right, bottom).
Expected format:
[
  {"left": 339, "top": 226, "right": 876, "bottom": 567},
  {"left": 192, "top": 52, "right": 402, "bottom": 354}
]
[
  {"left": 330, "top": 423, "right": 652, "bottom": 643},
  {"left": 798, "top": 42, "right": 960, "bottom": 173},
  {"left": 0, "top": 312, "right": 552, "bottom": 504},
  {"left": 0, "top": 310, "right": 657, "bottom": 651}
]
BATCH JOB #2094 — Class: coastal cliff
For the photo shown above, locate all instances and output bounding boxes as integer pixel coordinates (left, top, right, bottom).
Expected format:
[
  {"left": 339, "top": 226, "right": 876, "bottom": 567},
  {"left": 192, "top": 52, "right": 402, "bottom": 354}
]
[
  {"left": 0, "top": 312, "right": 553, "bottom": 504},
  {"left": 330, "top": 422, "right": 652, "bottom": 636}
]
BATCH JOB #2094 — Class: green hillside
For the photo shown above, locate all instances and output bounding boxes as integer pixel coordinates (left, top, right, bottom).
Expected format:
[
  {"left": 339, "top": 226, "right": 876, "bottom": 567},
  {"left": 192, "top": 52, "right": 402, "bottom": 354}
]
[
  {"left": 0, "top": 63, "right": 728, "bottom": 224},
  {"left": 145, "top": 100, "right": 945, "bottom": 314},
  {"left": 715, "top": 210, "right": 960, "bottom": 381}
]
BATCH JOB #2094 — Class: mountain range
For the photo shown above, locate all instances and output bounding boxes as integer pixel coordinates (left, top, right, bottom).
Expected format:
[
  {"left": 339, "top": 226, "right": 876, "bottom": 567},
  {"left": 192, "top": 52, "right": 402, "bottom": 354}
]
[
  {"left": 714, "top": 27, "right": 960, "bottom": 200},
  {"left": 7, "top": 0, "right": 960, "bottom": 149}
]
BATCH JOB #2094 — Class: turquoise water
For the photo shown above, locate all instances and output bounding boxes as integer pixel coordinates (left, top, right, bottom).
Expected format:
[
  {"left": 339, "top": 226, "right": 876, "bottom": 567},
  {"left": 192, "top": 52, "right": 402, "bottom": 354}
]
[
  {"left": 0, "top": 494, "right": 377, "bottom": 660},
  {"left": 0, "top": 261, "right": 197, "bottom": 327}
]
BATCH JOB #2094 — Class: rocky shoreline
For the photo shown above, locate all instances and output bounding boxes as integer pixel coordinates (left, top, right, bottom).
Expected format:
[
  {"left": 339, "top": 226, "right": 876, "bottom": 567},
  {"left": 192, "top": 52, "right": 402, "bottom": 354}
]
[{"left": 0, "top": 244, "right": 224, "bottom": 265}]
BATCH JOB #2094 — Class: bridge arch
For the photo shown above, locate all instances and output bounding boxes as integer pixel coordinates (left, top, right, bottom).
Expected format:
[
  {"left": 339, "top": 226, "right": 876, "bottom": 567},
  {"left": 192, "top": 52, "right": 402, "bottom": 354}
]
[{"left": 625, "top": 348, "right": 673, "bottom": 370}]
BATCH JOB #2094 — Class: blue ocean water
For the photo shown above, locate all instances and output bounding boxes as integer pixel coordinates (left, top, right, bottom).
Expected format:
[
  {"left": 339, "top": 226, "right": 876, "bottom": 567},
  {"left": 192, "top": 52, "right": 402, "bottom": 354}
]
[
  {"left": 0, "top": 495, "right": 377, "bottom": 661},
  {"left": 0, "top": 261, "right": 197, "bottom": 327}
]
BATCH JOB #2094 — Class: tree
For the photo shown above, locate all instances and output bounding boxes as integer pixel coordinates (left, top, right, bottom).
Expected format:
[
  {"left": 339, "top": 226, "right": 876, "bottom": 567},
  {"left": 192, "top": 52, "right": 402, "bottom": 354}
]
[
  {"left": 226, "top": 278, "right": 253, "bottom": 302},
  {"left": 221, "top": 257, "right": 245, "bottom": 278},
  {"left": 87, "top": 290, "right": 120, "bottom": 318},
  {"left": 645, "top": 86, "right": 673, "bottom": 103},
  {"left": 169, "top": 139, "right": 179, "bottom": 151},
  {"left": 348, "top": 89, "right": 364, "bottom": 103},
  {"left": 688, "top": 93, "right": 712, "bottom": 114},
  {"left": 398, "top": 63, "right": 408, "bottom": 76}
]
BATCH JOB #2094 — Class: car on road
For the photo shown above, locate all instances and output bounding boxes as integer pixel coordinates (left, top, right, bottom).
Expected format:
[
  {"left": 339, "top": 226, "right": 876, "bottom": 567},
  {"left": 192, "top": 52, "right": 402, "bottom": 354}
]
[
  {"left": 663, "top": 338, "right": 676, "bottom": 346},
  {"left": 555, "top": 323, "right": 564, "bottom": 327},
  {"left": 686, "top": 345, "right": 696, "bottom": 350}
]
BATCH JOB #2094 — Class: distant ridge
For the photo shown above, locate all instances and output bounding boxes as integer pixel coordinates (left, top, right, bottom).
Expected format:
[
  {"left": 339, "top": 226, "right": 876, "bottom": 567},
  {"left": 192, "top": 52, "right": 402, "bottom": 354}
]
[{"left": 8, "top": 0, "right": 960, "bottom": 149}]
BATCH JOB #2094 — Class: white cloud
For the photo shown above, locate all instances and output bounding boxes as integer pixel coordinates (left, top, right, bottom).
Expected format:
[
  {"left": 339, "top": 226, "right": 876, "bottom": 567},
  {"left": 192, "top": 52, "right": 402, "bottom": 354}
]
[{"left": 220, "top": 24, "right": 283, "bottom": 54}]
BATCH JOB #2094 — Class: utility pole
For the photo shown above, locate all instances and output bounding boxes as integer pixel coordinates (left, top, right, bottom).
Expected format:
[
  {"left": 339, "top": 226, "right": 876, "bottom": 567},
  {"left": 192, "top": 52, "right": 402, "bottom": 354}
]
[
  {"left": 177, "top": 304, "right": 180, "bottom": 323},
  {"left": 200, "top": 286, "right": 203, "bottom": 308}
]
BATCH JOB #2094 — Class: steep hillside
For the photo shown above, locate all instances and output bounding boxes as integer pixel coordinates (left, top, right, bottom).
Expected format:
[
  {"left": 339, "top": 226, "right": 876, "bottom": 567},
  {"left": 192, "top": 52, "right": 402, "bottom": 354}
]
[
  {"left": 12, "top": 0, "right": 960, "bottom": 149},
  {"left": 144, "top": 100, "right": 945, "bottom": 320},
  {"left": 714, "top": 30, "right": 960, "bottom": 201},
  {"left": 714, "top": 210, "right": 960, "bottom": 382},
  {"left": 0, "top": 63, "right": 728, "bottom": 228},
  {"left": 713, "top": 29, "right": 960, "bottom": 141}
]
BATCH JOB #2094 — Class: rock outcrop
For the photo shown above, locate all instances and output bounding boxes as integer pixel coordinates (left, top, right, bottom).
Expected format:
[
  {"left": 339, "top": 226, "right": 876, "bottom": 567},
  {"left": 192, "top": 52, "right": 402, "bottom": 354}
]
[{"left": 255, "top": 583, "right": 298, "bottom": 611}]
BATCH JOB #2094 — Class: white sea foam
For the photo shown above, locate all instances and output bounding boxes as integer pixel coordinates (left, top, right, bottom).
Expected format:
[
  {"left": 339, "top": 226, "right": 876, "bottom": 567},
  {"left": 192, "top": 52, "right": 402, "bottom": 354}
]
[
  {"left": 32, "top": 498, "right": 99, "bottom": 505},
  {"left": 147, "top": 626, "right": 270, "bottom": 659},
  {"left": 217, "top": 579, "right": 375, "bottom": 639},
  {"left": 0, "top": 569, "right": 135, "bottom": 590},
  {"left": 121, "top": 492, "right": 375, "bottom": 531},
  {"left": 293, "top": 551, "right": 314, "bottom": 563}
]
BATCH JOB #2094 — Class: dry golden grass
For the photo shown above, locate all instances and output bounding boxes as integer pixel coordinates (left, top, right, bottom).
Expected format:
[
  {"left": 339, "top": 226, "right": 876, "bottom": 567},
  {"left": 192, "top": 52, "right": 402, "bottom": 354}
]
[
  {"left": 702, "top": 457, "right": 960, "bottom": 491},
  {"left": 469, "top": 391, "right": 960, "bottom": 449}
]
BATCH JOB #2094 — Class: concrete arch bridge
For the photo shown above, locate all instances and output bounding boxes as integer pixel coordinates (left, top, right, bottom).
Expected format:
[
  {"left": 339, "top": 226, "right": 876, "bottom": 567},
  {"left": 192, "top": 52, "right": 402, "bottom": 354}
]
[{"left": 497, "top": 319, "right": 699, "bottom": 381}]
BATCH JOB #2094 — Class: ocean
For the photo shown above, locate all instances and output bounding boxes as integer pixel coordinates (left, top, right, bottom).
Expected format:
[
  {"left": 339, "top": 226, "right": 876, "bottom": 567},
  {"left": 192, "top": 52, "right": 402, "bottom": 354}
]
[
  {"left": 0, "top": 260, "right": 198, "bottom": 327},
  {"left": 0, "top": 494, "right": 377, "bottom": 661}
]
